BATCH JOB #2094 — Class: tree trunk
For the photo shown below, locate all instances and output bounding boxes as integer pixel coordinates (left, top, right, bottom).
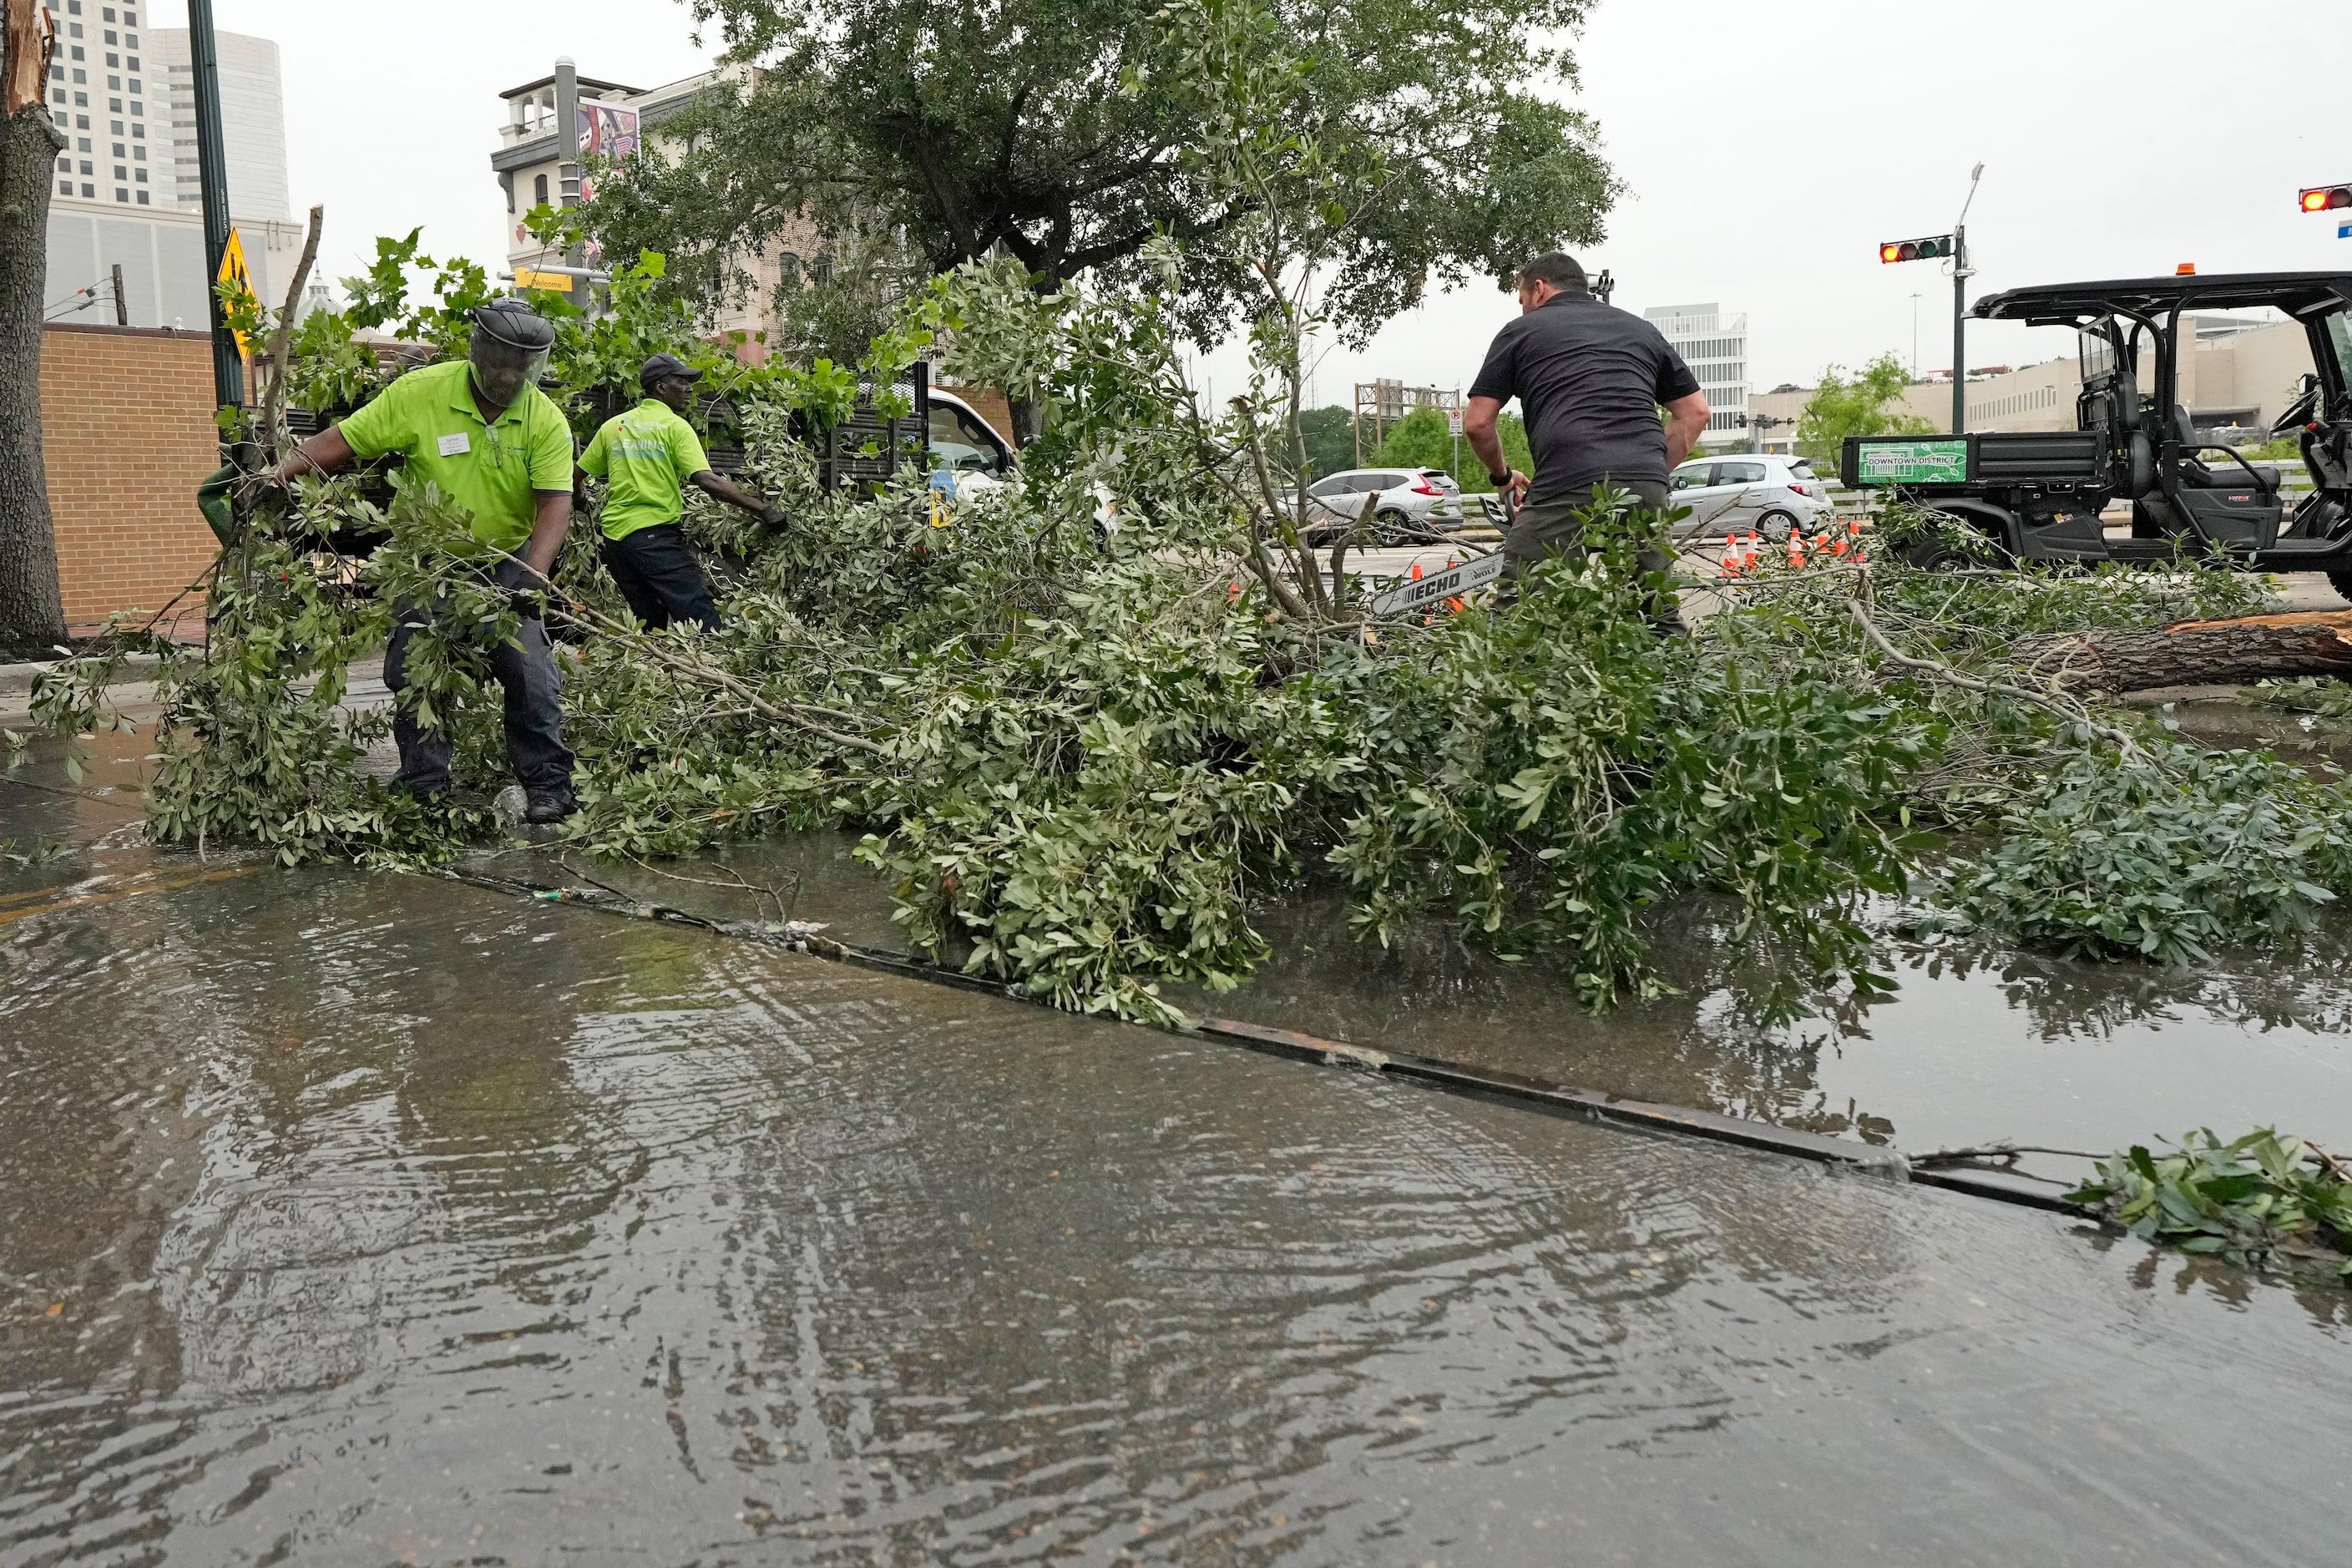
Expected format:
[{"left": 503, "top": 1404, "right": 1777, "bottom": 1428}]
[
  {"left": 0, "top": 10, "right": 67, "bottom": 657},
  {"left": 2013, "top": 610, "right": 2352, "bottom": 692},
  {"left": 1007, "top": 394, "right": 1044, "bottom": 448}
]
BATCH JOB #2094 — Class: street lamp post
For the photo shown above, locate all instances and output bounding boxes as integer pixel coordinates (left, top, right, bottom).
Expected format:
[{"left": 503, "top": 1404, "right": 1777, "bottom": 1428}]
[{"left": 186, "top": 0, "right": 240, "bottom": 408}]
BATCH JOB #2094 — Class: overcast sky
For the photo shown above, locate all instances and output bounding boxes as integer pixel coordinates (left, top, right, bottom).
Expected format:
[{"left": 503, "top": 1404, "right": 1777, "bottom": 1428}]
[{"left": 157, "top": 0, "right": 2349, "bottom": 402}]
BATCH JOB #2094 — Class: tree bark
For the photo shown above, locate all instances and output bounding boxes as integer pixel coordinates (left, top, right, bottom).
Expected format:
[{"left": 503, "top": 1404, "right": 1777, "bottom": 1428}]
[
  {"left": 2012, "top": 610, "right": 2352, "bottom": 692},
  {"left": 1007, "top": 393, "right": 1044, "bottom": 448},
  {"left": 0, "top": 8, "right": 68, "bottom": 655}
]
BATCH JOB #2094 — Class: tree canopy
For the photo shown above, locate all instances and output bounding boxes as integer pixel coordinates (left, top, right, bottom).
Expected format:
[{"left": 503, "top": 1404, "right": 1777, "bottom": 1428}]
[
  {"left": 1368, "top": 405, "right": 1532, "bottom": 491},
  {"left": 599, "top": 0, "right": 1620, "bottom": 352}
]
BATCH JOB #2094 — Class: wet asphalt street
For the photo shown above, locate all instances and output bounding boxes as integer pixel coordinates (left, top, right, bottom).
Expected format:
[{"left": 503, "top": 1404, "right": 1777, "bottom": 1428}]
[{"left": 4, "top": 726, "right": 2352, "bottom": 1565}]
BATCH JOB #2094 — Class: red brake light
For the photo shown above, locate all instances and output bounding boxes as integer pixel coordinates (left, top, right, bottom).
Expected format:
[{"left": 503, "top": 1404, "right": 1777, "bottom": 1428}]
[
  {"left": 1411, "top": 477, "right": 1443, "bottom": 496},
  {"left": 1788, "top": 483, "right": 1808, "bottom": 495}
]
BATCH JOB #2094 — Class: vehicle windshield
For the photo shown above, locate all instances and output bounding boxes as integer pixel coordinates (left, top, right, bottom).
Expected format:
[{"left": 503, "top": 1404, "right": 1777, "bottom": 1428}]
[
  {"left": 2078, "top": 325, "right": 2116, "bottom": 383},
  {"left": 929, "top": 406, "right": 1004, "bottom": 473}
]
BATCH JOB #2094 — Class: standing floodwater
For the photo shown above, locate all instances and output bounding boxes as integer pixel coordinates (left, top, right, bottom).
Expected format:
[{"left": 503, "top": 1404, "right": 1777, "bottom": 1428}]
[{"left": 5, "top": 751, "right": 2352, "bottom": 1564}]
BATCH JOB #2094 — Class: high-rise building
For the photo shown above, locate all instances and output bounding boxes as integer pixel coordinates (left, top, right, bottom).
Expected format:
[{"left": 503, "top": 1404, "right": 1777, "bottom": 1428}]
[
  {"left": 1645, "top": 303, "right": 1748, "bottom": 444},
  {"left": 39, "top": 9, "right": 302, "bottom": 331},
  {"left": 38, "top": 0, "right": 160, "bottom": 210},
  {"left": 152, "top": 26, "right": 291, "bottom": 220}
]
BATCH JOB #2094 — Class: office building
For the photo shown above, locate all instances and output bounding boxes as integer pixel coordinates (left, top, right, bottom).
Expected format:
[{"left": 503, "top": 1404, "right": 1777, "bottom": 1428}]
[
  {"left": 491, "top": 60, "right": 821, "bottom": 357},
  {"left": 40, "top": 12, "right": 301, "bottom": 331},
  {"left": 39, "top": 0, "right": 159, "bottom": 210},
  {"left": 1646, "top": 303, "right": 1748, "bottom": 443},
  {"left": 152, "top": 26, "right": 291, "bottom": 220}
]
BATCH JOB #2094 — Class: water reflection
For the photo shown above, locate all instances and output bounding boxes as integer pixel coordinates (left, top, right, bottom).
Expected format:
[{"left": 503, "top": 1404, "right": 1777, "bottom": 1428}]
[{"left": 4, "top": 844, "right": 2352, "bottom": 1562}]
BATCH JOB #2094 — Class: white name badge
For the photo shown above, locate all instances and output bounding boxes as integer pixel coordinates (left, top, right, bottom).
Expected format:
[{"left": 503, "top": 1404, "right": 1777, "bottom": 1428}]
[{"left": 437, "top": 432, "right": 471, "bottom": 457}]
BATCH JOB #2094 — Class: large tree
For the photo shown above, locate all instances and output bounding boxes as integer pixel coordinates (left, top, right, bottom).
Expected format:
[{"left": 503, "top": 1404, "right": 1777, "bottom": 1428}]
[
  {"left": 599, "top": 0, "right": 1618, "bottom": 436},
  {"left": 0, "top": 3, "right": 65, "bottom": 654}
]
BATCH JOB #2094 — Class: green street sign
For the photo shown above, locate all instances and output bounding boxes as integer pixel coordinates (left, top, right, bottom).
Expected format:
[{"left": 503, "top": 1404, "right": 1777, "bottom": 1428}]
[{"left": 1854, "top": 438, "right": 1970, "bottom": 485}]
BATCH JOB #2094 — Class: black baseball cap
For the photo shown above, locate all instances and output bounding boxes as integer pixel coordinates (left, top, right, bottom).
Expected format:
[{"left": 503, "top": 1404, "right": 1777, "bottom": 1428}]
[{"left": 640, "top": 353, "right": 701, "bottom": 387}]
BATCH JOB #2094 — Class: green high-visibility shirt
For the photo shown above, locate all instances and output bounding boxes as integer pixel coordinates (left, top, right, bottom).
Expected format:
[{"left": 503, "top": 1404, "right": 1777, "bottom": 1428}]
[
  {"left": 579, "top": 398, "right": 711, "bottom": 542},
  {"left": 336, "top": 361, "right": 574, "bottom": 553}
]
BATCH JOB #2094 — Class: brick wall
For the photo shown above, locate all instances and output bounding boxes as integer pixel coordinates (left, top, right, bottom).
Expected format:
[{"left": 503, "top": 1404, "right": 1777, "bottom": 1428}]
[{"left": 39, "top": 325, "right": 224, "bottom": 633}]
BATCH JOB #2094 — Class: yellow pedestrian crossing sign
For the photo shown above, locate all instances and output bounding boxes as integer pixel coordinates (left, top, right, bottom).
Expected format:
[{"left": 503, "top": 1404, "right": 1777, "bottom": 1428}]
[{"left": 216, "top": 227, "right": 257, "bottom": 352}]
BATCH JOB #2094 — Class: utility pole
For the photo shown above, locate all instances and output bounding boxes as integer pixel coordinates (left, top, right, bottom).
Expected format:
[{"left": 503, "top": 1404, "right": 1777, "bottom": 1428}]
[
  {"left": 111, "top": 265, "right": 127, "bottom": 327},
  {"left": 554, "top": 58, "right": 585, "bottom": 311},
  {"left": 1950, "top": 164, "right": 1984, "bottom": 437},
  {"left": 187, "top": 0, "right": 241, "bottom": 407}
]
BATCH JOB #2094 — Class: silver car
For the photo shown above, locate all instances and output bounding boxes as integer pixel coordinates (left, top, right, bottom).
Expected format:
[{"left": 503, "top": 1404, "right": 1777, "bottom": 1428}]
[
  {"left": 1297, "top": 467, "right": 1464, "bottom": 545},
  {"left": 1666, "top": 454, "right": 1831, "bottom": 540}
]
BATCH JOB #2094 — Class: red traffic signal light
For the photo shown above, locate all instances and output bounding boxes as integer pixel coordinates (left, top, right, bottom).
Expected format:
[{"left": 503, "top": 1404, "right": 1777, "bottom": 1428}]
[
  {"left": 1878, "top": 234, "right": 1952, "bottom": 264},
  {"left": 2301, "top": 185, "right": 2352, "bottom": 212}
]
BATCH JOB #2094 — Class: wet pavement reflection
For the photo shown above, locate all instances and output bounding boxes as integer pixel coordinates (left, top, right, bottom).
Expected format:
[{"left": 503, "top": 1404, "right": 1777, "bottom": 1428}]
[{"left": 6, "top": 726, "right": 2352, "bottom": 1563}]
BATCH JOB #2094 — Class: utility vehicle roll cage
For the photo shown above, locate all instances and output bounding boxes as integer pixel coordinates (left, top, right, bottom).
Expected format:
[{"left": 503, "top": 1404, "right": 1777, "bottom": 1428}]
[{"left": 1844, "top": 271, "right": 2352, "bottom": 585}]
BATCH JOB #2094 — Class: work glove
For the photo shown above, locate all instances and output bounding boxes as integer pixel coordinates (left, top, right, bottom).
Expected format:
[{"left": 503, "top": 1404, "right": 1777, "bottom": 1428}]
[
  {"left": 233, "top": 472, "right": 294, "bottom": 518},
  {"left": 757, "top": 503, "right": 787, "bottom": 533},
  {"left": 498, "top": 581, "right": 549, "bottom": 620}
]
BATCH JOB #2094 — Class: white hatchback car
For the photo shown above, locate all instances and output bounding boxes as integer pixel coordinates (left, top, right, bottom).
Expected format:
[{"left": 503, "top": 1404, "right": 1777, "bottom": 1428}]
[{"left": 1666, "top": 454, "right": 1830, "bottom": 540}]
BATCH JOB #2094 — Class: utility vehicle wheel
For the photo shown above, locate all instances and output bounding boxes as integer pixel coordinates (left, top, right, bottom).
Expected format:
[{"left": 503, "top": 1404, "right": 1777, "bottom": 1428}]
[
  {"left": 1906, "top": 512, "right": 2007, "bottom": 572},
  {"left": 1376, "top": 508, "right": 1432, "bottom": 547},
  {"left": 1755, "top": 508, "right": 1798, "bottom": 542}
]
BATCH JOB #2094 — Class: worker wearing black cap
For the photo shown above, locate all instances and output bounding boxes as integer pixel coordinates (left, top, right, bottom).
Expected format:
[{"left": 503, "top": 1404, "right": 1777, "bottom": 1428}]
[
  {"left": 255, "top": 300, "right": 581, "bottom": 822},
  {"left": 578, "top": 353, "right": 782, "bottom": 632}
]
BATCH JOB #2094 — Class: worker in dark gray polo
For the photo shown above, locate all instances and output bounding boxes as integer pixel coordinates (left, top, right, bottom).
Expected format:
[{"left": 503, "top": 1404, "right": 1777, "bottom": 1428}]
[{"left": 1464, "top": 251, "right": 1712, "bottom": 631}]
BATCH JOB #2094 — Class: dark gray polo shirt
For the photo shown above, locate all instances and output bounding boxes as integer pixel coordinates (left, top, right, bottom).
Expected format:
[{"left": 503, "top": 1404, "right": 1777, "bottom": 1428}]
[{"left": 1468, "top": 291, "right": 1703, "bottom": 506}]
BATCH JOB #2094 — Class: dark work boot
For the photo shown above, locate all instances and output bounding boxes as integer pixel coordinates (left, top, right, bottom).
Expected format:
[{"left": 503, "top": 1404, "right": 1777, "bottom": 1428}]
[{"left": 524, "top": 787, "right": 578, "bottom": 825}]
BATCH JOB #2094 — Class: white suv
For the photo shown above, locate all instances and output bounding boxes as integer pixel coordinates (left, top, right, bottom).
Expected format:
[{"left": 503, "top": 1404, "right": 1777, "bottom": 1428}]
[
  {"left": 1666, "top": 454, "right": 1830, "bottom": 540},
  {"left": 1297, "top": 468, "right": 1465, "bottom": 544}
]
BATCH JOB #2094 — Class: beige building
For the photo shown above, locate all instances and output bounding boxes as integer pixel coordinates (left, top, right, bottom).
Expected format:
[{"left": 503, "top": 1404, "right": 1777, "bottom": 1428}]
[
  {"left": 490, "top": 61, "right": 818, "bottom": 362},
  {"left": 1749, "top": 314, "right": 2315, "bottom": 456}
]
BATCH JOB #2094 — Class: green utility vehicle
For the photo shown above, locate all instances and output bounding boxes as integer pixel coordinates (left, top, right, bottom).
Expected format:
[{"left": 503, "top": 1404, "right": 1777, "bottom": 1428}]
[{"left": 1841, "top": 272, "right": 2352, "bottom": 596}]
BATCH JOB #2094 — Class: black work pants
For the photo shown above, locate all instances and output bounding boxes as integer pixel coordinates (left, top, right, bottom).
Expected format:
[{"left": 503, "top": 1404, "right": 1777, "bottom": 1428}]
[
  {"left": 1503, "top": 476, "right": 1687, "bottom": 635},
  {"left": 602, "top": 524, "right": 720, "bottom": 633},
  {"left": 382, "top": 559, "right": 575, "bottom": 797}
]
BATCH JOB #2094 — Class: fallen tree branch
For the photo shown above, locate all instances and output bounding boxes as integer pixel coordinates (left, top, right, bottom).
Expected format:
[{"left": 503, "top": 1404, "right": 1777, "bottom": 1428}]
[
  {"left": 2011, "top": 609, "right": 2352, "bottom": 693},
  {"left": 258, "top": 205, "right": 323, "bottom": 461},
  {"left": 490, "top": 553, "right": 890, "bottom": 756},
  {"left": 1848, "top": 594, "right": 2153, "bottom": 766}
]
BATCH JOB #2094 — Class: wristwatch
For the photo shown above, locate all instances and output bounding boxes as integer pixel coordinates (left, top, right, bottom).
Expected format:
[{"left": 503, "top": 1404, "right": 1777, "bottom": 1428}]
[{"left": 1488, "top": 469, "right": 1514, "bottom": 488}]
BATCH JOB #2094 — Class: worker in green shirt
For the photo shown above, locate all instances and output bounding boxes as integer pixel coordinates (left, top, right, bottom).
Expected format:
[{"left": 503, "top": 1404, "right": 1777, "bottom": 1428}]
[
  {"left": 253, "top": 301, "right": 580, "bottom": 822},
  {"left": 578, "top": 353, "right": 781, "bottom": 631}
]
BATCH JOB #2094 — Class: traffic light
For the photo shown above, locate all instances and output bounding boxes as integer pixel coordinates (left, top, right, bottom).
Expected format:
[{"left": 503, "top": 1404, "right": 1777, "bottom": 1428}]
[
  {"left": 1879, "top": 234, "right": 1954, "bottom": 264},
  {"left": 2300, "top": 185, "right": 2352, "bottom": 212}
]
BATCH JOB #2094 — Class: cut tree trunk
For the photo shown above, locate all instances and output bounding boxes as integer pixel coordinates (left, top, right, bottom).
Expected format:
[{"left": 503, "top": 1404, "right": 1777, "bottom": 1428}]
[
  {"left": 2013, "top": 610, "right": 2352, "bottom": 692},
  {"left": 0, "top": 8, "right": 68, "bottom": 656}
]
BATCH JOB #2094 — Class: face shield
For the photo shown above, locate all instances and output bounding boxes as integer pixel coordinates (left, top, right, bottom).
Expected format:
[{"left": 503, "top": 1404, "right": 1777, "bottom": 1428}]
[{"left": 467, "top": 301, "right": 554, "bottom": 407}]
